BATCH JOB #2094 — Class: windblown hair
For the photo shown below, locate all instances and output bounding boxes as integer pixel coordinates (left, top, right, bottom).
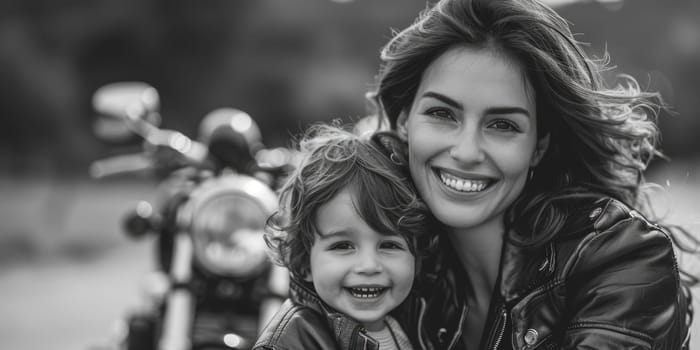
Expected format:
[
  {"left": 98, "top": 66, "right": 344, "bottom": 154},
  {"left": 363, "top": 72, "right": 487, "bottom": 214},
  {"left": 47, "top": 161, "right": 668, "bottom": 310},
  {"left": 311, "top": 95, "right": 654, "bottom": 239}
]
[
  {"left": 368, "top": 0, "right": 668, "bottom": 248},
  {"left": 265, "top": 124, "right": 433, "bottom": 280}
]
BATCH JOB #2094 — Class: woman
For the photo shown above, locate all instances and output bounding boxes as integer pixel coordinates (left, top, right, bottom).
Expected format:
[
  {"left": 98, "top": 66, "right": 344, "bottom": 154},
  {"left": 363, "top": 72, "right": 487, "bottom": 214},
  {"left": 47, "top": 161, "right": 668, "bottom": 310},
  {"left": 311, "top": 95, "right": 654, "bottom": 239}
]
[{"left": 367, "top": 0, "right": 693, "bottom": 348}]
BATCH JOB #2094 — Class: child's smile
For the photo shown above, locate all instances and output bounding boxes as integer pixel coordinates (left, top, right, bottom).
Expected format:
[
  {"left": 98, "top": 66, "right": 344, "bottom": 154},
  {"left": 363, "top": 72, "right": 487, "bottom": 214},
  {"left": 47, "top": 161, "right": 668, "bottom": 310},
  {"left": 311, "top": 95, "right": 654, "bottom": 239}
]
[
  {"left": 308, "top": 188, "right": 415, "bottom": 332},
  {"left": 346, "top": 286, "right": 386, "bottom": 299}
]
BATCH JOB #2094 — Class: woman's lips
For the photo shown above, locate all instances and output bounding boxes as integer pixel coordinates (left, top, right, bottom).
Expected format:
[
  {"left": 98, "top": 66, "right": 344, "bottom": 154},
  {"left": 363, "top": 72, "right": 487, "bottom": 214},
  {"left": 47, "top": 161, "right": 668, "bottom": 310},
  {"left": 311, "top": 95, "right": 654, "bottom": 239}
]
[{"left": 436, "top": 169, "right": 492, "bottom": 192}]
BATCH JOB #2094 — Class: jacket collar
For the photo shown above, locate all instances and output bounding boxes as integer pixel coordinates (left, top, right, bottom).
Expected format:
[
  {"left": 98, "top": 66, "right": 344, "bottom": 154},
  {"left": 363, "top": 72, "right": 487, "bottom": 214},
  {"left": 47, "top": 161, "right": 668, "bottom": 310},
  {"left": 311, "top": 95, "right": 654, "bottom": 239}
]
[
  {"left": 499, "top": 239, "right": 556, "bottom": 303},
  {"left": 289, "top": 277, "right": 380, "bottom": 350}
]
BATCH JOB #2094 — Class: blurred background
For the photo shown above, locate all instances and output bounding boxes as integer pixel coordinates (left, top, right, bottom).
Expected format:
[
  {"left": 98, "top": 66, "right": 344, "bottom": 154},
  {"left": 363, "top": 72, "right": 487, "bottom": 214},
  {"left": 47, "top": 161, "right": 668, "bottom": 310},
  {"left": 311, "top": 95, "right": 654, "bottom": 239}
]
[{"left": 0, "top": 0, "right": 698, "bottom": 349}]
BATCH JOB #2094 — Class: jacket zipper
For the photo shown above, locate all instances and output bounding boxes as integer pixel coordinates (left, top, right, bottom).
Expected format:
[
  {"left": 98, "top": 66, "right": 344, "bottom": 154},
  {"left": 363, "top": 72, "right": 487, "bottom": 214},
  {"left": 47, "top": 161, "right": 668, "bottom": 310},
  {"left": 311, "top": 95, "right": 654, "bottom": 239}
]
[{"left": 491, "top": 307, "right": 508, "bottom": 350}]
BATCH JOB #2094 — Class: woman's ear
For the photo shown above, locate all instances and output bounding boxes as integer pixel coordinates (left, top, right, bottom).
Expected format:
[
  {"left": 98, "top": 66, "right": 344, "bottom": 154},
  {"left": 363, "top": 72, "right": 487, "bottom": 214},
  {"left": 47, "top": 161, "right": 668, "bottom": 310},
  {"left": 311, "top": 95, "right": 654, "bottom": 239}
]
[
  {"left": 531, "top": 133, "right": 550, "bottom": 167},
  {"left": 396, "top": 111, "right": 409, "bottom": 139}
]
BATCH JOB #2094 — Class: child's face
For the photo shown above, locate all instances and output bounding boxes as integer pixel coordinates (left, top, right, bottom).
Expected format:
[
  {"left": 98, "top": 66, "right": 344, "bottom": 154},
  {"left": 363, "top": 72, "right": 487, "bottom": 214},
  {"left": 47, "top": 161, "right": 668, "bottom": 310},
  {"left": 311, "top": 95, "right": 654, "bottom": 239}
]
[{"left": 307, "top": 188, "right": 415, "bottom": 332}]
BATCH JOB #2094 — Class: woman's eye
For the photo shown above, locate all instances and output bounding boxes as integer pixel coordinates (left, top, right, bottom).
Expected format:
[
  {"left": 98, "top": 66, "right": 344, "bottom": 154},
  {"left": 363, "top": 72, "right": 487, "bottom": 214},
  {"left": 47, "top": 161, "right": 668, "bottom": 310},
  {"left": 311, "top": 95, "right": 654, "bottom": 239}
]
[
  {"left": 489, "top": 119, "right": 519, "bottom": 132},
  {"left": 425, "top": 107, "right": 454, "bottom": 121},
  {"left": 329, "top": 242, "right": 354, "bottom": 251}
]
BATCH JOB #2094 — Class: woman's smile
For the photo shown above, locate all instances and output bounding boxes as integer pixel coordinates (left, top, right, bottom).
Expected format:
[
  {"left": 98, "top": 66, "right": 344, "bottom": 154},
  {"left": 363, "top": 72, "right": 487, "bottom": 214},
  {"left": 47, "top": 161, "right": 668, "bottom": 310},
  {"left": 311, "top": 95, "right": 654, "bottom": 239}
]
[{"left": 434, "top": 167, "right": 493, "bottom": 193}]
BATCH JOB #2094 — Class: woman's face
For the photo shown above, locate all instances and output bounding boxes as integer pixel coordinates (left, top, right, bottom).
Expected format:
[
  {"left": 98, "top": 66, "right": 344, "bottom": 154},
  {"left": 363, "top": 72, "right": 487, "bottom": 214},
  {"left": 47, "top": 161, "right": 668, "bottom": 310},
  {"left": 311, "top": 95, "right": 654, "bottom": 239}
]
[{"left": 401, "top": 46, "right": 548, "bottom": 233}]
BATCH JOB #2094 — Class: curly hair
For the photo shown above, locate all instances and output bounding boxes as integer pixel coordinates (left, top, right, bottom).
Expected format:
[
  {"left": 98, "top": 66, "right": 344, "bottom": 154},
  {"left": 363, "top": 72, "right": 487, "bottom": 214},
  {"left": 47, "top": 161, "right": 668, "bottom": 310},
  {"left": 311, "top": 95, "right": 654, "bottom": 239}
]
[
  {"left": 265, "top": 124, "right": 434, "bottom": 280},
  {"left": 368, "top": 0, "right": 666, "bottom": 248}
]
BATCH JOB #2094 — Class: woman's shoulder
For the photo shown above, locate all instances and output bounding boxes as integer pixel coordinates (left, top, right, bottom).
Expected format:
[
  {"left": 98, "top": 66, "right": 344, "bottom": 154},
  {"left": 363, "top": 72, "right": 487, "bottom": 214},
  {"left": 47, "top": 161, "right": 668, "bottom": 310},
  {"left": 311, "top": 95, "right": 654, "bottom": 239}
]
[
  {"left": 551, "top": 198, "right": 689, "bottom": 348},
  {"left": 556, "top": 196, "right": 678, "bottom": 279},
  {"left": 556, "top": 196, "right": 668, "bottom": 243},
  {"left": 588, "top": 197, "right": 660, "bottom": 232}
]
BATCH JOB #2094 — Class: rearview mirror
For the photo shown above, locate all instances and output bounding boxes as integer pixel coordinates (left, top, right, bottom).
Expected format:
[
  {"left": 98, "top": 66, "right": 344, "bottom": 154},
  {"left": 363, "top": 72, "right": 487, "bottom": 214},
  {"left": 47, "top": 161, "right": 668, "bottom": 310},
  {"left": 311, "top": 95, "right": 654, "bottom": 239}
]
[{"left": 91, "top": 82, "right": 161, "bottom": 142}]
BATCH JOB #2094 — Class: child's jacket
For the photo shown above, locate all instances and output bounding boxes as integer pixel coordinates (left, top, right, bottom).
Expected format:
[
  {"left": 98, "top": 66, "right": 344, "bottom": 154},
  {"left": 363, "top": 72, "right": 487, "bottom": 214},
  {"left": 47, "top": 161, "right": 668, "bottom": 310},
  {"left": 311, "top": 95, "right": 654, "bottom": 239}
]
[{"left": 254, "top": 277, "right": 415, "bottom": 350}]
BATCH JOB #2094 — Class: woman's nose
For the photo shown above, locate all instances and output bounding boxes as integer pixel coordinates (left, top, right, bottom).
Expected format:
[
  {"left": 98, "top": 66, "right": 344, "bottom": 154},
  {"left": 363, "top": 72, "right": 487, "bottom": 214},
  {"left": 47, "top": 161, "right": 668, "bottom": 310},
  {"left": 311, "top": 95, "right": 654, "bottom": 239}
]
[{"left": 448, "top": 128, "right": 485, "bottom": 164}]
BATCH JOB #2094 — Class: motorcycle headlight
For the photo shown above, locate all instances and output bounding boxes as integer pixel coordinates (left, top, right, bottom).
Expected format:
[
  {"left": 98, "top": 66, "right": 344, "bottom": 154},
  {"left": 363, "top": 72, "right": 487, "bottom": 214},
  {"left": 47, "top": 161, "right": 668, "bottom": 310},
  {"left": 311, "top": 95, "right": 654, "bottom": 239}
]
[{"left": 181, "top": 174, "right": 277, "bottom": 278}]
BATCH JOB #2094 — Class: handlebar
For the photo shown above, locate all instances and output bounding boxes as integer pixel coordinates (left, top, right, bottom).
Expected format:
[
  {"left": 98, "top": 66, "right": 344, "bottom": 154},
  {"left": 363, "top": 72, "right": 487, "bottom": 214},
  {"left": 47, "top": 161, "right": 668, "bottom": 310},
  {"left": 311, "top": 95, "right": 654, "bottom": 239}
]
[{"left": 89, "top": 154, "right": 156, "bottom": 179}]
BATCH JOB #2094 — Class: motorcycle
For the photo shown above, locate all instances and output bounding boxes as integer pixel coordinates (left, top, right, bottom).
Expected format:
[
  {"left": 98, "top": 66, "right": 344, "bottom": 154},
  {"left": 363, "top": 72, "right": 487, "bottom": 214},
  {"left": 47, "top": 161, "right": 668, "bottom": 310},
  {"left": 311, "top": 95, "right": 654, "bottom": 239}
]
[{"left": 89, "top": 82, "right": 293, "bottom": 350}]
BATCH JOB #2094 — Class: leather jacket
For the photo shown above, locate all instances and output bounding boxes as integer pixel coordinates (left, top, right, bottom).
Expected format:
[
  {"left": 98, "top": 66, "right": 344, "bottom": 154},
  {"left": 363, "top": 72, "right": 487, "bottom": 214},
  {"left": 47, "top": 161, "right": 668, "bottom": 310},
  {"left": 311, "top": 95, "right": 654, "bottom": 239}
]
[
  {"left": 254, "top": 277, "right": 424, "bottom": 350},
  {"left": 414, "top": 197, "right": 692, "bottom": 350}
]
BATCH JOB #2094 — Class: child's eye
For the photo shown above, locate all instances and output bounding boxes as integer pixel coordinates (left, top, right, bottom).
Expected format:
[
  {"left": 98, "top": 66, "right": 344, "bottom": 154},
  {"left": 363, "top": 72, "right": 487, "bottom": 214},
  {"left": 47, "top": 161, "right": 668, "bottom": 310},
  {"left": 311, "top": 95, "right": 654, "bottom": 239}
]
[
  {"left": 379, "top": 240, "right": 406, "bottom": 250},
  {"left": 488, "top": 119, "right": 520, "bottom": 132},
  {"left": 328, "top": 241, "right": 354, "bottom": 251}
]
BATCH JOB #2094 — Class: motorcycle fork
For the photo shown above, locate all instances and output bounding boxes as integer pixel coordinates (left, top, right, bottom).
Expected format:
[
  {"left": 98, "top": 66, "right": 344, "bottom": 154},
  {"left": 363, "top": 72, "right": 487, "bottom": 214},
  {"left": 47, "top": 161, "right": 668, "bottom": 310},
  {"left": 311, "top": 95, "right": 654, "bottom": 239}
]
[{"left": 158, "top": 231, "right": 195, "bottom": 350}]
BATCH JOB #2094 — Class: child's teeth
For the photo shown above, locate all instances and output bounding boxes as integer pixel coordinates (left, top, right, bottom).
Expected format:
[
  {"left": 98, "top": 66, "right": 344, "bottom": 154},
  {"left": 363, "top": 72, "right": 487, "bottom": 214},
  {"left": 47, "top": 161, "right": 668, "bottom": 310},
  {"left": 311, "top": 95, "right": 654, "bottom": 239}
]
[{"left": 349, "top": 287, "right": 384, "bottom": 298}]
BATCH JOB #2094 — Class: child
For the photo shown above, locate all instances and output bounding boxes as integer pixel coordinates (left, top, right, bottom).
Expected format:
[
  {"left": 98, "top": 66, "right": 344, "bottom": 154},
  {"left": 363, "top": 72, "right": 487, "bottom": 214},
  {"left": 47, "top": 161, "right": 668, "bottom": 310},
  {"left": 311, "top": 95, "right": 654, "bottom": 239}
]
[{"left": 254, "top": 124, "right": 432, "bottom": 350}]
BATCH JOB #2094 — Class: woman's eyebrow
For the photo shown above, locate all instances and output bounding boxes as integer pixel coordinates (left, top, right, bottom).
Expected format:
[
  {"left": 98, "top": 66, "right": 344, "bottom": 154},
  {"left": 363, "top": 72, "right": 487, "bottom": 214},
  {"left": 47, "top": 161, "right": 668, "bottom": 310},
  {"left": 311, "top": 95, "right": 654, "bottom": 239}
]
[
  {"left": 422, "top": 91, "right": 531, "bottom": 118},
  {"left": 422, "top": 91, "right": 463, "bottom": 110},
  {"left": 485, "top": 107, "right": 531, "bottom": 118}
]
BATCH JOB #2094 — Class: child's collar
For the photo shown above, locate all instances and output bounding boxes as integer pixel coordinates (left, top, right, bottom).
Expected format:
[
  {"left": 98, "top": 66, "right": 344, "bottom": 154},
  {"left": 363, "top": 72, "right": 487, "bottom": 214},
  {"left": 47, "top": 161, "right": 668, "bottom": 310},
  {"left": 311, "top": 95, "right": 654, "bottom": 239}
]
[{"left": 288, "top": 277, "right": 380, "bottom": 349}]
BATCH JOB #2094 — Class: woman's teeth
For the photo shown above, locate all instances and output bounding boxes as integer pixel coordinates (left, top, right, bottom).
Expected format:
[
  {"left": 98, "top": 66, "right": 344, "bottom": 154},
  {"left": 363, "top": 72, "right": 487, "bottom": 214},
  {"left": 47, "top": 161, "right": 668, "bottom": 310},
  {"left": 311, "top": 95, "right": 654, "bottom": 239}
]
[
  {"left": 348, "top": 287, "right": 385, "bottom": 298},
  {"left": 439, "top": 172, "right": 489, "bottom": 192}
]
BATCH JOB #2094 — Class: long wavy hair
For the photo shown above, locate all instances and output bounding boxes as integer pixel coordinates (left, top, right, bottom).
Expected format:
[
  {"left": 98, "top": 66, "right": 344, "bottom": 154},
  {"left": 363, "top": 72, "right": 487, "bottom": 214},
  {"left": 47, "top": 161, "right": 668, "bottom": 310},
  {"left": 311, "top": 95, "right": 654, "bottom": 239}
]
[
  {"left": 368, "top": 0, "right": 672, "bottom": 245},
  {"left": 265, "top": 124, "right": 433, "bottom": 281}
]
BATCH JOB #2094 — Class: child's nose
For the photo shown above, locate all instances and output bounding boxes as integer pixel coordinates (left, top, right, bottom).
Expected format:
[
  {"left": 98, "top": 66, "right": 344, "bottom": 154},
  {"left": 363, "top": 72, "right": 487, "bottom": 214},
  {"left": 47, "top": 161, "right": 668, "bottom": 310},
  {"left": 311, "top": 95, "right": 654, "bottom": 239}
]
[{"left": 352, "top": 253, "right": 383, "bottom": 274}]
